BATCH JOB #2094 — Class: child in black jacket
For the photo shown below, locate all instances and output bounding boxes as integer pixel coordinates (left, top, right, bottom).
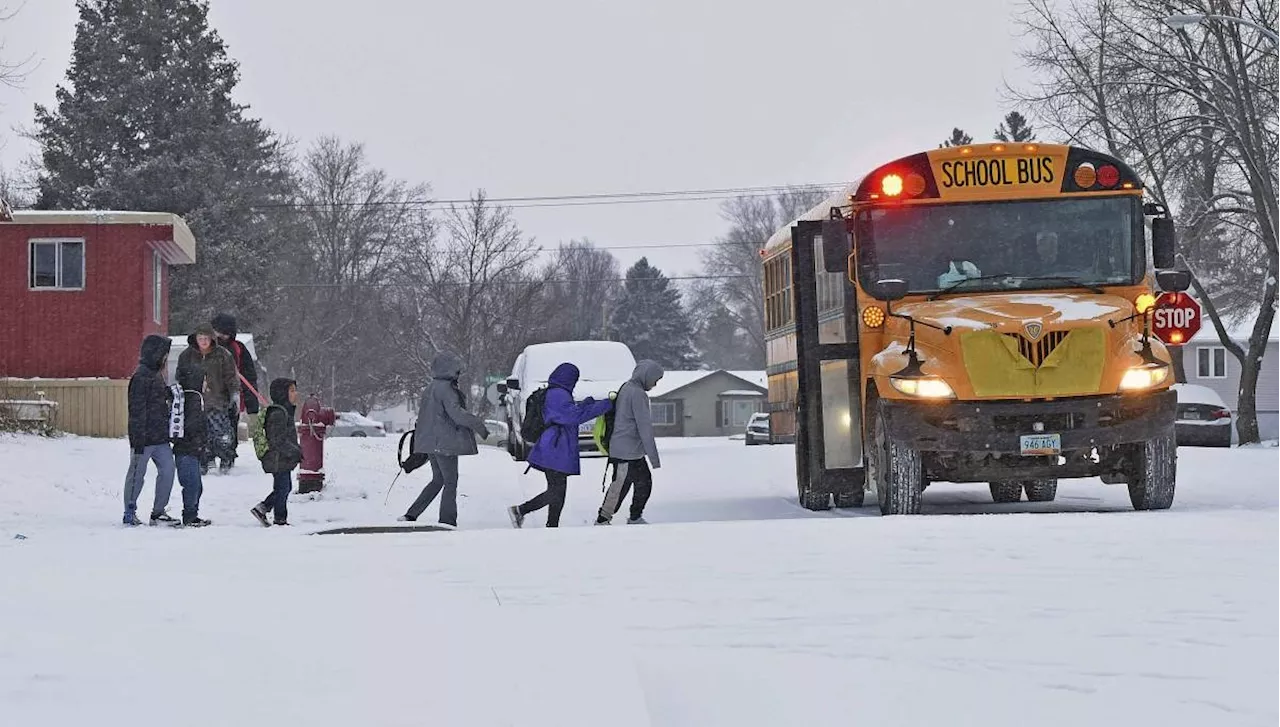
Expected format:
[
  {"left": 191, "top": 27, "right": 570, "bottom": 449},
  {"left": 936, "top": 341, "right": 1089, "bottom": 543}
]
[
  {"left": 171, "top": 355, "right": 211, "bottom": 526},
  {"left": 123, "top": 335, "right": 176, "bottom": 526},
  {"left": 250, "top": 379, "right": 302, "bottom": 527}
]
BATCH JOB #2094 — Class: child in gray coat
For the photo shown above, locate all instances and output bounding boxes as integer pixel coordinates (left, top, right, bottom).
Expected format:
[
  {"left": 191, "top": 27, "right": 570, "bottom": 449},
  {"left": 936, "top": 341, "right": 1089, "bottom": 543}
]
[
  {"left": 596, "top": 360, "right": 663, "bottom": 525},
  {"left": 400, "top": 352, "right": 489, "bottom": 527}
]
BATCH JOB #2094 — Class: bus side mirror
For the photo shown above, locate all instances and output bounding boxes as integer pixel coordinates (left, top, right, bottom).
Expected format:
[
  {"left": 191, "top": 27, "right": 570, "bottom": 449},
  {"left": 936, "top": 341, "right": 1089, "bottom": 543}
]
[
  {"left": 875, "top": 278, "right": 908, "bottom": 301},
  {"left": 496, "top": 383, "right": 508, "bottom": 395},
  {"left": 1156, "top": 269, "right": 1191, "bottom": 293},
  {"left": 821, "top": 219, "right": 851, "bottom": 274},
  {"left": 1151, "top": 218, "right": 1176, "bottom": 269},
  {"left": 505, "top": 378, "right": 520, "bottom": 392}
]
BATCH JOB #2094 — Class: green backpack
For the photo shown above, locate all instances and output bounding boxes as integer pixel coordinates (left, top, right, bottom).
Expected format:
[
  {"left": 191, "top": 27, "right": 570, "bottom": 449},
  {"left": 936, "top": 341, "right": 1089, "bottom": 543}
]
[
  {"left": 251, "top": 404, "right": 285, "bottom": 460},
  {"left": 591, "top": 383, "right": 627, "bottom": 457}
]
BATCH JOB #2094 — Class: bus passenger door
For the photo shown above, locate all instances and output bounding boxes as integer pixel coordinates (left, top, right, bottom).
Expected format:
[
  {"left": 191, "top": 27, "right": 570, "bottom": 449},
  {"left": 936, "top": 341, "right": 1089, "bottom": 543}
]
[{"left": 790, "top": 219, "right": 864, "bottom": 510}]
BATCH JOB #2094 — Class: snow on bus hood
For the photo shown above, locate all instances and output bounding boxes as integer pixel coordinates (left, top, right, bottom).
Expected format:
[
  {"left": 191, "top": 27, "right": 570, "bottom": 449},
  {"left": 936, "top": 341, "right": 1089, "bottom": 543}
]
[{"left": 895, "top": 292, "right": 1132, "bottom": 332}]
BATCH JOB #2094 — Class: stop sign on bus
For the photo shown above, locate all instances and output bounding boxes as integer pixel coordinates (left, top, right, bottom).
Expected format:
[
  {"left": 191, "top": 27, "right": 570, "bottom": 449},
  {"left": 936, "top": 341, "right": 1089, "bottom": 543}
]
[{"left": 1151, "top": 292, "right": 1202, "bottom": 345}]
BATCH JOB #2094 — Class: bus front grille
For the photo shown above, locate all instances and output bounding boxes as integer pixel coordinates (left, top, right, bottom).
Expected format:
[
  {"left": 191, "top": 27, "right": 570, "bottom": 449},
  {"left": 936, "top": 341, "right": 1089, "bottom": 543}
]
[{"left": 1005, "top": 330, "right": 1069, "bottom": 368}]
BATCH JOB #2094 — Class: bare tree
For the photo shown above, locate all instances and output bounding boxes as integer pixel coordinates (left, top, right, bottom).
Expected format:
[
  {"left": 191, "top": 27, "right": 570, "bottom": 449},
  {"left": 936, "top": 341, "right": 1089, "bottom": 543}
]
[
  {"left": 390, "top": 191, "right": 550, "bottom": 414},
  {"left": 1010, "top": 0, "right": 1277, "bottom": 443},
  {"left": 702, "top": 188, "right": 831, "bottom": 366},
  {"left": 543, "top": 239, "right": 621, "bottom": 341},
  {"left": 263, "top": 136, "right": 429, "bottom": 411},
  {"left": 0, "top": 4, "right": 34, "bottom": 91}
]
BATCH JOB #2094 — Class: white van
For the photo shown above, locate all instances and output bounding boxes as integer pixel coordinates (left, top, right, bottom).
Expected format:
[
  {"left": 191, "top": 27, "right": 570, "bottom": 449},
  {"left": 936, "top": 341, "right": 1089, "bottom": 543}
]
[{"left": 498, "top": 340, "right": 637, "bottom": 460}]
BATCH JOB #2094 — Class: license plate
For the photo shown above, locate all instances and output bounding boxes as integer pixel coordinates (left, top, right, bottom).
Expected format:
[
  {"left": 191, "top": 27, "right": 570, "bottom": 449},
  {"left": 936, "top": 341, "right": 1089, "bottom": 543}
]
[
  {"left": 1019, "top": 433, "right": 1061, "bottom": 455},
  {"left": 1183, "top": 411, "right": 1201, "bottom": 420}
]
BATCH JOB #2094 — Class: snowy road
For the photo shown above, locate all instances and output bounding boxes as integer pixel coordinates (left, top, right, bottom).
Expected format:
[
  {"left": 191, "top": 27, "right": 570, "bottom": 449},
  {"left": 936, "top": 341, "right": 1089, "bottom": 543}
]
[{"left": 0, "top": 434, "right": 1276, "bottom": 725}]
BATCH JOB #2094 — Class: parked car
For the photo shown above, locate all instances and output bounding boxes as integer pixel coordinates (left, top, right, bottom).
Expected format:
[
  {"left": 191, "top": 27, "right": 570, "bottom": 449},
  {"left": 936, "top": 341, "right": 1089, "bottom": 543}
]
[
  {"left": 498, "top": 340, "right": 637, "bottom": 460},
  {"left": 744, "top": 412, "right": 771, "bottom": 445},
  {"left": 327, "top": 411, "right": 386, "bottom": 438},
  {"left": 476, "top": 419, "right": 509, "bottom": 448},
  {"left": 1173, "top": 384, "right": 1232, "bottom": 447}
]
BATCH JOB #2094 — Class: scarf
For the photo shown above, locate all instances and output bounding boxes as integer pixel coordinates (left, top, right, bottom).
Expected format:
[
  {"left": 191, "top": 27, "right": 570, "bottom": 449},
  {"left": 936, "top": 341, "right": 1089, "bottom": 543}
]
[{"left": 168, "top": 384, "right": 185, "bottom": 439}]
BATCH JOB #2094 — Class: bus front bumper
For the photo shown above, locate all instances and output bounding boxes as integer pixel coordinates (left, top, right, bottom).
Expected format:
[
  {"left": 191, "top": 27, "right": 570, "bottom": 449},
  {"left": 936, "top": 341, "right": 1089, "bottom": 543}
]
[{"left": 882, "top": 389, "right": 1176, "bottom": 454}]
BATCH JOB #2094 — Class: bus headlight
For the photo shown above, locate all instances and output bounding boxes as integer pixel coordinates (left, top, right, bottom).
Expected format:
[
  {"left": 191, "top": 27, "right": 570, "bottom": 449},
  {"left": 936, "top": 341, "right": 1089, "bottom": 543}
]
[
  {"left": 890, "top": 376, "right": 955, "bottom": 399},
  {"left": 1119, "top": 364, "right": 1170, "bottom": 391}
]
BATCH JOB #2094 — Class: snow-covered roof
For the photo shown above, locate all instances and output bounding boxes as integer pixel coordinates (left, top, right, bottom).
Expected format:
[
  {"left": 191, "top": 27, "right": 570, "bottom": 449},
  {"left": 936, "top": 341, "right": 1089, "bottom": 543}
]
[
  {"left": 763, "top": 184, "right": 859, "bottom": 254},
  {"left": 1190, "top": 316, "right": 1280, "bottom": 344},
  {"left": 521, "top": 341, "right": 636, "bottom": 385},
  {"left": 1172, "top": 383, "right": 1228, "bottom": 408},
  {"left": 719, "top": 389, "right": 765, "bottom": 397},
  {"left": 8, "top": 210, "right": 196, "bottom": 264},
  {"left": 650, "top": 370, "right": 766, "bottom": 399}
]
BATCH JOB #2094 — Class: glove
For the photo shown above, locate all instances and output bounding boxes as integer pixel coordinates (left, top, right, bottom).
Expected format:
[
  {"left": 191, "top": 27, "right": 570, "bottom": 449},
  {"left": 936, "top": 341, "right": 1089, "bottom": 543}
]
[{"left": 609, "top": 391, "right": 617, "bottom": 401}]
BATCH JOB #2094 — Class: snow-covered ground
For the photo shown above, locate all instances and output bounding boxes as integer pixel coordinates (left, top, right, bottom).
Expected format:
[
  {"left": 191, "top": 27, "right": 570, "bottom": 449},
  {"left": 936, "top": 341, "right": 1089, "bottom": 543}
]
[{"left": 1, "top": 434, "right": 1276, "bottom": 725}]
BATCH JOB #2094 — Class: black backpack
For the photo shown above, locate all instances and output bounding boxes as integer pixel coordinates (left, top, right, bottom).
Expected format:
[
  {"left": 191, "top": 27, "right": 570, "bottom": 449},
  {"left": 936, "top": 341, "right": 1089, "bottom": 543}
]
[{"left": 520, "top": 386, "right": 550, "bottom": 443}]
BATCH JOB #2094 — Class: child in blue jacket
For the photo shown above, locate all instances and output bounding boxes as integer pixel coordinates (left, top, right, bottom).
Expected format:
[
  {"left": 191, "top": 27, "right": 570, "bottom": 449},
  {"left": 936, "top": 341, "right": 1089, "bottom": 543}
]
[{"left": 508, "top": 362, "right": 612, "bottom": 528}]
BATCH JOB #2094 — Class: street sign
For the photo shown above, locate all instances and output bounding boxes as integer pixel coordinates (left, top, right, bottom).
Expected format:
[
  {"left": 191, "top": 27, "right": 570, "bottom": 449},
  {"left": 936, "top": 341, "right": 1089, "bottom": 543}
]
[{"left": 1151, "top": 292, "right": 1202, "bottom": 345}]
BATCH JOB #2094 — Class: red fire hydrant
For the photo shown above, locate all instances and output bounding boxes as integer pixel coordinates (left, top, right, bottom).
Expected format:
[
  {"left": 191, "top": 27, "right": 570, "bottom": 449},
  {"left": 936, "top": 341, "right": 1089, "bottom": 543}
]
[{"left": 296, "top": 393, "right": 336, "bottom": 494}]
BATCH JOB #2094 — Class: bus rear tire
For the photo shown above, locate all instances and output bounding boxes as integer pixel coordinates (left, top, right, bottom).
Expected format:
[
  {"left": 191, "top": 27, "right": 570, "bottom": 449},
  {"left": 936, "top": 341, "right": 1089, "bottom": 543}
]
[
  {"left": 869, "top": 398, "right": 923, "bottom": 515},
  {"left": 798, "top": 485, "right": 831, "bottom": 511},
  {"left": 1127, "top": 429, "right": 1176, "bottom": 511}
]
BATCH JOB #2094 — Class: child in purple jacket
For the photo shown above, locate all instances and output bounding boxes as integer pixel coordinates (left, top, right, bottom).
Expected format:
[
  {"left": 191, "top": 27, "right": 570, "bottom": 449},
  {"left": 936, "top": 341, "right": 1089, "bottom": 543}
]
[{"left": 508, "top": 362, "right": 612, "bottom": 528}]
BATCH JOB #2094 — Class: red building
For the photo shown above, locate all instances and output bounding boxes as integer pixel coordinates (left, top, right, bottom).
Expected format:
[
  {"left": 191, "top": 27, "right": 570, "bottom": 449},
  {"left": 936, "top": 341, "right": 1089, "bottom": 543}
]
[{"left": 0, "top": 209, "right": 196, "bottom": 436}]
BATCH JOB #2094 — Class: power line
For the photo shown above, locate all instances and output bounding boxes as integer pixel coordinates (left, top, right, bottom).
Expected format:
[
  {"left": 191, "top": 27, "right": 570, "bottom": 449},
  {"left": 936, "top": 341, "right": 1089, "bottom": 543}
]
[
  {"left": 274, "top": 273, "right": 758, "bottom": 289},
  {"left": 249, "top": 182, "right": 845, "bottom": 211}
]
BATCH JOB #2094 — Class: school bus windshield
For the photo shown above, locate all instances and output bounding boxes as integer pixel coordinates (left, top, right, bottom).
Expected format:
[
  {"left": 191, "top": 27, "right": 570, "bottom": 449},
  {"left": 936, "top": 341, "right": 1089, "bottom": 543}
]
[{"left": 855, "top": 196, "right": 1143, "bottom": 295}]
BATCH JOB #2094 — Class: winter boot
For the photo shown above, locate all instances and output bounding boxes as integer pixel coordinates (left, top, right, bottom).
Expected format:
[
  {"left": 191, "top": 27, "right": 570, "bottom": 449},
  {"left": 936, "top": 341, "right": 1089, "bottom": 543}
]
[
  {"left": 398, "top": 514, "right": 417, "bottom": 522},
  {"left": 183, "top": 515, "right": 212, "bottom": 527},
  {"left": 123, "top": 513, "right": 143, "bottom": 527},
  {"left": 507, "top": 505, "right": 525, "bottom": 529},
  {"left": 250, "top": 504, "right": 271, "bottom": 527},
  {"left": 627, "top": 517, "right": 648, "bottom": 525},
  {"left": 150, "top": 510, "right": 178, "bottom": 526},
  {"left": 273, "top": 520, "right": 291, "bottom": 527}
]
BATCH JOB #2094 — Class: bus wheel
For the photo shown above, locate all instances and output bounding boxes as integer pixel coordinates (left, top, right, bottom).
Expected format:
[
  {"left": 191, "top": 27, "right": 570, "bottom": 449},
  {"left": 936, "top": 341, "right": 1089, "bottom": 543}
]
[
  {"left": 1023, "top": 480, "right": 1058, "bottom": 502},
  {"left": 989, "top": 482, "right": 1023, "bottom": 503},
  {"left": 1127, "top": 429, "right": 1176, "bottom": 511},
  {"left": 869, "top": 400, "right": 923, "bottom": 515}
]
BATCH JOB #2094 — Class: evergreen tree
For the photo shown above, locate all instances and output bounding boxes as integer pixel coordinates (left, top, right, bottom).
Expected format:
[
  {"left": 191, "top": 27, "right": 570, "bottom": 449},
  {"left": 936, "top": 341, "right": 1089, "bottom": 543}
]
[
  {"left": 610, "top": 258, "right": 698, "bottom": 369},
  {"left": 33, "top": 0, "right": 294, "bottom": 333},
  {"left": 994, "top": 111, "right": 1036, "bottom": 142},
  {"left": 939, "top": 128, "right": 974, "bottom": 148}
]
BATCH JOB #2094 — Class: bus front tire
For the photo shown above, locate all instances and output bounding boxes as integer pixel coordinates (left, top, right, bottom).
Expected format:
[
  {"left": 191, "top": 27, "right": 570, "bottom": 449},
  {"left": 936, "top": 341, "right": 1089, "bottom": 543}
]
[
  {"left": 1127, "top": 429, "right": 1176, "bottom": 511},
  {"left": 869, "top": 399, "right": 923, "bottom": 515}
]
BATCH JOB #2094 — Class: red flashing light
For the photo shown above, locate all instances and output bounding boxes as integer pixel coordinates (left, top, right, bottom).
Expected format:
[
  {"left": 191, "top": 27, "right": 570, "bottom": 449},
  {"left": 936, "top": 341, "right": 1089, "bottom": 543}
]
[
  {"left": 1097, "top": 164, "right": 1120, "bottom": 188},
  {"left": 881, "top": 174, "right": 904, "bottom": 197}
]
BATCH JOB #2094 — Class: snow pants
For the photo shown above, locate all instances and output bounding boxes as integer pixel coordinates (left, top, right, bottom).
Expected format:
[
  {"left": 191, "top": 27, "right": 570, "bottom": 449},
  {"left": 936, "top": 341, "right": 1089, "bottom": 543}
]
[
  {"left": 596, "top": 457, "right": 652, "bottom": 524},
  {"left": 203, "top": 410, "right": 236, "bottom": 469},
  {"left": 123, "top": 445, "right": 175, "bottom": 519},
  {"left": 517, "top": 470, "right": 569, "bottom": 527},
  {"left": 175, "top": 454, "right": 204, "bottom": 521},
  {"left": 405, "top": 454, "right": 460, "bottom": 526}
]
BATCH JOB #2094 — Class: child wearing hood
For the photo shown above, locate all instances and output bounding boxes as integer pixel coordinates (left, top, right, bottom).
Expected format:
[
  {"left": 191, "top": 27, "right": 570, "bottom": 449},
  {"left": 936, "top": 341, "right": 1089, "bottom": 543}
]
[
  {"left": 250, "top": 378, "right": 303, "bottom": 527},
  {"left": 123, "top": 335, "right": 176, "bottom": 526},
  {"left": 399, "top": 352, "right": 489, "bottom": 528},
  {"left": 508, "top": 362, "right": 613, "bottom": 528},
  {"left": 171, "top": 353, "right": 212, "bottom": 526},
  {"left": 595, "top": 360, "right": 664, "bottom": 525}
]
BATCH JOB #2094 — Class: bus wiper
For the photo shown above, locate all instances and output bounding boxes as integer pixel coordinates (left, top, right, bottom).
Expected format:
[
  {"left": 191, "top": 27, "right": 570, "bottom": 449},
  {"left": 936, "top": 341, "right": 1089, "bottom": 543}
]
[
  {"left": 927, "top": 273, "right": 1013, "bottom": 300},
  {"left": 1019, "top": 276, "right": 1105, "bottom": 294}
]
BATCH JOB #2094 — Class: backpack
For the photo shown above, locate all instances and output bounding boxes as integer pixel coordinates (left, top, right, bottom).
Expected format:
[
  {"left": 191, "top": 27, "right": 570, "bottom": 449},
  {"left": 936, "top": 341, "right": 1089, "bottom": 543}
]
[
  {"left": 520, "top": 386, "right": 550, "bottom": 444},
  {"left": 592, "top": 382, "right": 627, "bottom": 457},
  {"left": 251, "top": 404, "right": 285, "bottom": 460}
]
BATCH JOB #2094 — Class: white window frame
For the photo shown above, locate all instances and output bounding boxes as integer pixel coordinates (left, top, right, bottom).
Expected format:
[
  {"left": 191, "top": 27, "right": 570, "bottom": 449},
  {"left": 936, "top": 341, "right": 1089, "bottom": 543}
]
[
  {"left": 1196, "top": 346, "right": 1227, "bottom": 379},
  {"left": 28, "top": 238, "right": 86, "bottom": 291},
  {"left": 651, "top": 401, "right": 677, "bottom": 426},
  {"left": 719, "top": 399, "right": 761, "bottom": 428},
  {"left": 153, "top": 251, "right": 163, "bottom": 323}
]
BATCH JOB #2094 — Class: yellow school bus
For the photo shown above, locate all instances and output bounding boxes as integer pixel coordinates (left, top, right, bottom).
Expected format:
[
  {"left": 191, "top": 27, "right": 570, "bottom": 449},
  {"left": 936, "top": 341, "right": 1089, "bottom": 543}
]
[{"left": 762, "top": 143, "right": 1187, "bottom": 514}]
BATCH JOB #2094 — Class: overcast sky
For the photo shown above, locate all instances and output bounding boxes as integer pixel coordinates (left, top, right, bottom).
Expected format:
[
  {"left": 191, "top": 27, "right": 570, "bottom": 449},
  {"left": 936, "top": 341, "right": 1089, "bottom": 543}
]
[{"left": 0, "top": 0, "right": 1034, "bottom": 274}]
